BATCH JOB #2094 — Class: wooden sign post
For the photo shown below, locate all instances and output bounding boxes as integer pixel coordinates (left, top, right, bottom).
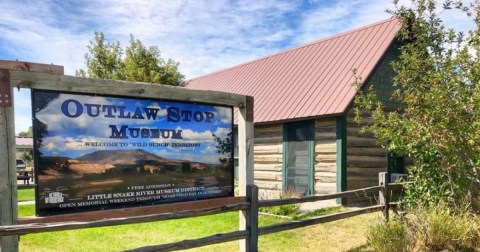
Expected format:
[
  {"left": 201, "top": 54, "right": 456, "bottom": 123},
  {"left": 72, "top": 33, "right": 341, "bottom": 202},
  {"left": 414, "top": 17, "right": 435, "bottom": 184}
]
[
  {"left": 0, "top": 61, "right": 63, "bottom": 252},
  {"left": 0, "top": 60, "right": 255, "bottom": 252},
  {"left": 238, "top": 96, "right": 255, "bottom": 252},
  {"left": 0, "top": 69, "right": 18, "bottom": 252}
]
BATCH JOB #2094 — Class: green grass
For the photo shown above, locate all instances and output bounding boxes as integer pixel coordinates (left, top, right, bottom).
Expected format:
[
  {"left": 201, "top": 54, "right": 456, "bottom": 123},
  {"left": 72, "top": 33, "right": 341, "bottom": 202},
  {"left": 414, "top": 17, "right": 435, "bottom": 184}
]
[
  {"left": 17, "top": 186, "right": 35, "bottom": 202},
  {"left": 18, "top": 203, "right": 380, "bottom": 251},
  {"left": 19, "top": 211, "right": 298, "bottom": 252},
  {"left": 18, "top": 204, "right": 36, "bottom": 217}
]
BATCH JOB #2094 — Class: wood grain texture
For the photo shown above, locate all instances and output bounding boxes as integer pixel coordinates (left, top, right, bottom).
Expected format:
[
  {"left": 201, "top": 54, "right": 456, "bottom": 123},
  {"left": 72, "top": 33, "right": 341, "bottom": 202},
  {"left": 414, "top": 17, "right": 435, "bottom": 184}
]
[
  {"left": 255, "top": 181, "right": 282, "bottom": 190},
  {"left": 0, "top": 60, "right": 63, "bottom": 74},
  {"left": 0, "top": 78, "right": 18, "bottom": 250},
  {"left": 246, "top": 185, "right": 258, "bottom": 252},
  {"left": 238, "top": 97, "right": 254, "bottom": 252},
  {"left": 3, "top": 199, "right": 249, "bottom": 236},
  {"left": 19, "top": 197, "right": 246, "bottom": 224},
  {"left": 0, "top": 70, "right": 12, "bottom": 107},
  {"left": 314, "top": 119, "right": 338, "bottom": 196},
  {"left": 9, "top": 71, "right": 246, "bottom": 107},
  {"left": 253, "top": 123, "right": 283, "bottom": 193},
  {"left": 258, "top": 185, "right": 381, "bottom": 207}
]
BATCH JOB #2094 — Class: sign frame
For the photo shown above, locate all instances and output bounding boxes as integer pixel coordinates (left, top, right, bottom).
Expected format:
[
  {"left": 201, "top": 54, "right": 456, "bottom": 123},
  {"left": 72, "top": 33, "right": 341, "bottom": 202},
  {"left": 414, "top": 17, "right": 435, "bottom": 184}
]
[
  {"left": 0, "top": 63, "right": 254, "bottom": 252},
  {"left": 32, "top": 89, "right": 235, "bottom": 216}
]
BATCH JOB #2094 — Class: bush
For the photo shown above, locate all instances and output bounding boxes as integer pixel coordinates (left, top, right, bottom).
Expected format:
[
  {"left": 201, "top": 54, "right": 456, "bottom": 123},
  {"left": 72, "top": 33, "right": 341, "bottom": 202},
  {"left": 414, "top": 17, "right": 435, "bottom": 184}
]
[
  {"left": 368, "top": 206, "right": 480, "bottom": 252},
  {"left": 367, "top": 217, "right": 410, "bottom": 252},
  {"left": 260, "top": 204, "right": 300, "bottom": 217},
  {"left": 408, "top": 206, "right": 480, "bottom": 251}
]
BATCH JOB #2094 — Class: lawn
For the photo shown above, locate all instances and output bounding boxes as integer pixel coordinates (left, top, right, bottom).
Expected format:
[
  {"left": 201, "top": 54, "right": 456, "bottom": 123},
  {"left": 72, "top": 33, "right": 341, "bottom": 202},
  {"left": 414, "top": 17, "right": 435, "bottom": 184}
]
[
  {"left": 18, "top": 204, "right": 379, "bottom": 251},
  {"left": 17, "top": 186, "right": 35, "bottom": 202}
]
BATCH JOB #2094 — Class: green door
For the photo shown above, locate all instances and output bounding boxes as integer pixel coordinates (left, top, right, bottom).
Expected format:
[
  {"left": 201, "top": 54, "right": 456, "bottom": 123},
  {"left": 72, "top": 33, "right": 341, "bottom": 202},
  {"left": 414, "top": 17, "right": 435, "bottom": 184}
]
[{"left": 283, "top": 121, "right": 314, "bottom": 196}]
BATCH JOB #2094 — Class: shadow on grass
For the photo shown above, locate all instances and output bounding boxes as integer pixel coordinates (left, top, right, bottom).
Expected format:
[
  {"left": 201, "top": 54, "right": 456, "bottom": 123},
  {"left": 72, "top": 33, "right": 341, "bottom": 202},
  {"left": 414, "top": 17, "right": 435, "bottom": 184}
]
[{"left": 347, "top": 243, "right": 373, "bottom": 252}]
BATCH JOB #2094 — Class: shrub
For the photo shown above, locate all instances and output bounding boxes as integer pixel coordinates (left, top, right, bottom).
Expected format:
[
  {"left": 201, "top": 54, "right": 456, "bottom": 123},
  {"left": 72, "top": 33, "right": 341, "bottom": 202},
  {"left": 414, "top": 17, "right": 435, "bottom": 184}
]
[
  {"left": 259, "top": 188, "right": 300, "bottom": 217},
  {"left": 407, "top": 206, "right": 480, "bottom": 251},
  {"left": 367, "top": 217, "right": 410, "bottom": 252},
  {"left": 260, "top": 204, "right": 300, "bottom": 217},
  {"left": 368, "top": 205, "right": 480, "bottom": 252}
]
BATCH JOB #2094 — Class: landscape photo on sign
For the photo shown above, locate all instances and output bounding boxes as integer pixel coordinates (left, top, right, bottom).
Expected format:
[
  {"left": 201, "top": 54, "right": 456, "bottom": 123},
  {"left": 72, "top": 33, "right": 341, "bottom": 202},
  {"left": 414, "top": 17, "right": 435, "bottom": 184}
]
[{"left": 32, "top": 90, "right": 234, "bottom": 216}]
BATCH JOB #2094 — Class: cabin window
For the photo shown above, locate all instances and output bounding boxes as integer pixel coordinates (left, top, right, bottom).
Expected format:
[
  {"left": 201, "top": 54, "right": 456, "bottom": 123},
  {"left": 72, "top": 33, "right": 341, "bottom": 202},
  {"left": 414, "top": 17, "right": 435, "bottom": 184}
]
[
  {"left": 388, "top": 152, "right": 405, "bottom": 174},
  {"left": 283, "top": 121, "right": 314, "bottom": 196}
]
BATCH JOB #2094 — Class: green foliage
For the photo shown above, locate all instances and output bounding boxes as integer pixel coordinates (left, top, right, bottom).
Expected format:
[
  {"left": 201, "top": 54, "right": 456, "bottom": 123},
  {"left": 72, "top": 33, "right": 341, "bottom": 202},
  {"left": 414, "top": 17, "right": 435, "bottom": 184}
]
[
  {"left": 260, "top": 204, "right": 300, "bottom": 217},
  {"left": 76, "top": 32, "right": 184, "bottom": 86},
  {"left": 21, "top": 150, "right": 34, "bottom": 164},
  {"left": 367, "top": 217, "right": 410, "bottom": 252},
  {"left": 354, "top": 0, "right": 480, "bottom": 210},
  {"left": 76, "top": 32, "right": 124, "bottom": 80},
  {"left": 213, "top": 131, "right": 233, "bottom": 165},
  {"left": 259, "top": 188, "right": 301, "bottom": 217},
  {"left": 18, "top": 126, "right": 33, "bottom": 137}
]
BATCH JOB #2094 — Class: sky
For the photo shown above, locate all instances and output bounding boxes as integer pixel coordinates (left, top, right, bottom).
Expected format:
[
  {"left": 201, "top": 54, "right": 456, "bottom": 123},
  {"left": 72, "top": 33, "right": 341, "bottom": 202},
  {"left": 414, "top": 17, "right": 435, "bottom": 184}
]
[
  {"left": 0, "top": 0, "right": 475, "bottom": 134},
  {"left": 34, "top": 90, "right": 233, "bottom": 163}
]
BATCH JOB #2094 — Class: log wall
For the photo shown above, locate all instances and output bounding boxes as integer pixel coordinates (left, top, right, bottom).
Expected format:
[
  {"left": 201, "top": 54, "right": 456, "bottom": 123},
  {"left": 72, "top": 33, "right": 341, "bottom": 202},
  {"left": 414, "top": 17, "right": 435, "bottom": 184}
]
[
  {"left": 313, "top": 118, "right": 337, "bottom": 195},
  {"left": 253, "top": 124, "right": 283, "bottom": 198},
  {"left": 346, "top": 109, "right": 387, "bottom": 204},
  {"left": 252, "top": 118, "right": 338, "bottom": 199}
]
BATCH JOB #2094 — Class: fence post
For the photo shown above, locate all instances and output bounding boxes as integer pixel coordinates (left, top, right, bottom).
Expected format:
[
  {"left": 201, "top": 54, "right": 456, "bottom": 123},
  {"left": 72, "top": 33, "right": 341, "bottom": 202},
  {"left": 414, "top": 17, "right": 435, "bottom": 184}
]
[
  {"left": 238, "top": 96, "right": 254, "bottom": 252},
  {"left": 378, "top": 172, "right": 389, "bottom": 221},
  {"left": 246, "top": 184, "right": 258, "bottom": 252},
  {"left": 0, "top": 69, "right": 19, "bottom": 252}
]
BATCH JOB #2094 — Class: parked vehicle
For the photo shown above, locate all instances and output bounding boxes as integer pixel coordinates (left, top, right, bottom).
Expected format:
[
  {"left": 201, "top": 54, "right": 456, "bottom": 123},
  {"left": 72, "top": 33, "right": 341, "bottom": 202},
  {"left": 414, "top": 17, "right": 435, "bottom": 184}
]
[{"left": 16, "top": 159, "right": 26, "bottom": 170}]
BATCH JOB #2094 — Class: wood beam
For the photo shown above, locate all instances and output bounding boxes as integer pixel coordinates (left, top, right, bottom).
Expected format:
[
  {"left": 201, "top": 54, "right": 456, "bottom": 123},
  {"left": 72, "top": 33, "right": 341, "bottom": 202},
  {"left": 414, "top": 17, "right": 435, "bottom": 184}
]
[
  {"left": 0, "top": 60, "right": 63, "bottom": 74},
  {"left": 9, "top": 71, "right": 246, "bottom": 107},
  {"left": 238, "top": 96, "right": 254, "bottom": 252}
]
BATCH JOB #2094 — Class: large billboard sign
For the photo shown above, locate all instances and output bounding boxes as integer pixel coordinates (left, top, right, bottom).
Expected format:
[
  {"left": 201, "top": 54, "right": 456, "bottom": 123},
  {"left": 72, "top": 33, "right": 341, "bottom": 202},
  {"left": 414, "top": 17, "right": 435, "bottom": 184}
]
[{"left": 32, "top": 90, "right": 234, "bottom": 216}]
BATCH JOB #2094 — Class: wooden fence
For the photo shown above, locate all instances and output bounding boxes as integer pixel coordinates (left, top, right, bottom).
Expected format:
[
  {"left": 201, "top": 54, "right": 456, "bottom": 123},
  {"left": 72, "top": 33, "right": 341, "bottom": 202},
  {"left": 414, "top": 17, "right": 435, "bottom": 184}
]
[
  {"left": 0, "top": 172, "right": 403, "bottom": 252},
  {"left": 0, "top": 61, "right": 403, "bottom": 251}
]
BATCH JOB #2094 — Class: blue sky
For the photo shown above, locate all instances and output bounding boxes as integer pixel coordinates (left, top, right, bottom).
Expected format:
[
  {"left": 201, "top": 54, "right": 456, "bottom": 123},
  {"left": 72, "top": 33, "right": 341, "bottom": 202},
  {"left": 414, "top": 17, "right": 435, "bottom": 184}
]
[
  {"left": 35, "top": 90, "right": 232, "bottom": 163},
  {"left": 0, "top": 0, "right": 474, "bottom": 134}
]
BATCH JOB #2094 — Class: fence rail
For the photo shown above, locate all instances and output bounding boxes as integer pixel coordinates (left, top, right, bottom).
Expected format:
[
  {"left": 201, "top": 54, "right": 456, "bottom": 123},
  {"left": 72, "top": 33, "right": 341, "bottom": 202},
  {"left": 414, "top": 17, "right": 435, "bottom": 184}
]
[
  {"left": 0, "top": 172, "right": 403, "bottom": 252},
  {"left": 258, "top": 185, "right": 382, "bottom": 207},
  {"left": 0, "top": 201, "right": 250, "bottom": 236}
]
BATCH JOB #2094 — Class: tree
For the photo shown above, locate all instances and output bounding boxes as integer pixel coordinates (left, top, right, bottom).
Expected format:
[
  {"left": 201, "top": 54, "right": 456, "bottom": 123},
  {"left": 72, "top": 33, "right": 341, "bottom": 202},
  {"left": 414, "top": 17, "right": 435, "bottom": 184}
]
[
  {"left": 21, "top": 150, "right": 33, "bottom": 165},
  {"left": 76, "top": 32, "right": 124, "bottom": 80},
  {"left": 213, "top": 131, "right": 233, "bottom": 166},
  {"left": 76, "top": 32, "right": 184, "bottom": 86},
  {"left": 18, "top": 126, "right": 33, "bottom": 137},
  {"left": 354, "top": 0, "right": 480, "bottom": 210}
]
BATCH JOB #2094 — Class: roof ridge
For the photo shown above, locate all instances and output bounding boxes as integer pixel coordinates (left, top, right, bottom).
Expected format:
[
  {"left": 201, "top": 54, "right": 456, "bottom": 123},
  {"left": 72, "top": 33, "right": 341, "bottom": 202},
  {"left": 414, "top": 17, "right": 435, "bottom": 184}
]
[{"left": 185, "top": 17, "right": 397, "bottom": 83}]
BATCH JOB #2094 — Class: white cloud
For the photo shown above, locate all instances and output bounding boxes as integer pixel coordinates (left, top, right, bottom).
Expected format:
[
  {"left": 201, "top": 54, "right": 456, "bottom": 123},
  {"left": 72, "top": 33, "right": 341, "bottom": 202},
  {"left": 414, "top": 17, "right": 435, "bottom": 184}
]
[
  {"left": 35, "top": 93, "right": 170, "bottom": 138},
  {"left": 45, "top": 142, "right": 57, "bottom": 150},
  {"left": 3, "top": 0, "right": 475, "bottom": 134},
  {"left": 215, "top": 107, "right": 233, "bottom": 124}
]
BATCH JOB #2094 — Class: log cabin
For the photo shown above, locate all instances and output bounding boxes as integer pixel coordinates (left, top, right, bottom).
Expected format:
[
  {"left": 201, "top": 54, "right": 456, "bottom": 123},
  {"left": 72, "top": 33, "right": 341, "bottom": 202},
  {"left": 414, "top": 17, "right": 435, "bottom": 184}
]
[{"left": 184, "top": 18, "right": 405, "bottom": 204}]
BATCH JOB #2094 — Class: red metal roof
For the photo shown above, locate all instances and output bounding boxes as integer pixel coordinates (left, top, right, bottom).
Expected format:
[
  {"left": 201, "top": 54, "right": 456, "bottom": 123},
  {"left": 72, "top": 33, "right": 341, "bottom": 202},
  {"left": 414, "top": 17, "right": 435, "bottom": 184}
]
[
  {"left": 16, "top": 136, "right": 33, "bottom": 146},
  {"left": 185, "top": 18, "right": 401, "bottom": 124}
]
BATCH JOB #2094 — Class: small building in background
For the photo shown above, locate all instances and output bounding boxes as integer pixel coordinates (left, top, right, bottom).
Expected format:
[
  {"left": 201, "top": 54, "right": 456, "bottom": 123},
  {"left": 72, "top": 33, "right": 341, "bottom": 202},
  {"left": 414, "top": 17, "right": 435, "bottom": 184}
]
[
  {"left": 184, "top": 18, "right": 405, "bottom": 204},
  {"left": 16, "top": 136, "right": 33, "bottom": 166}
]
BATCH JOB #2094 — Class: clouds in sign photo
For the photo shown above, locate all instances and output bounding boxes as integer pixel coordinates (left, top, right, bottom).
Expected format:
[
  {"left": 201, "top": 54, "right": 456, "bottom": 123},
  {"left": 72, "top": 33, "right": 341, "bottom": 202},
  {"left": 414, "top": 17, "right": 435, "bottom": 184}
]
[{"left": 34, "top": 91, "right": 233, "bottom": 164}]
